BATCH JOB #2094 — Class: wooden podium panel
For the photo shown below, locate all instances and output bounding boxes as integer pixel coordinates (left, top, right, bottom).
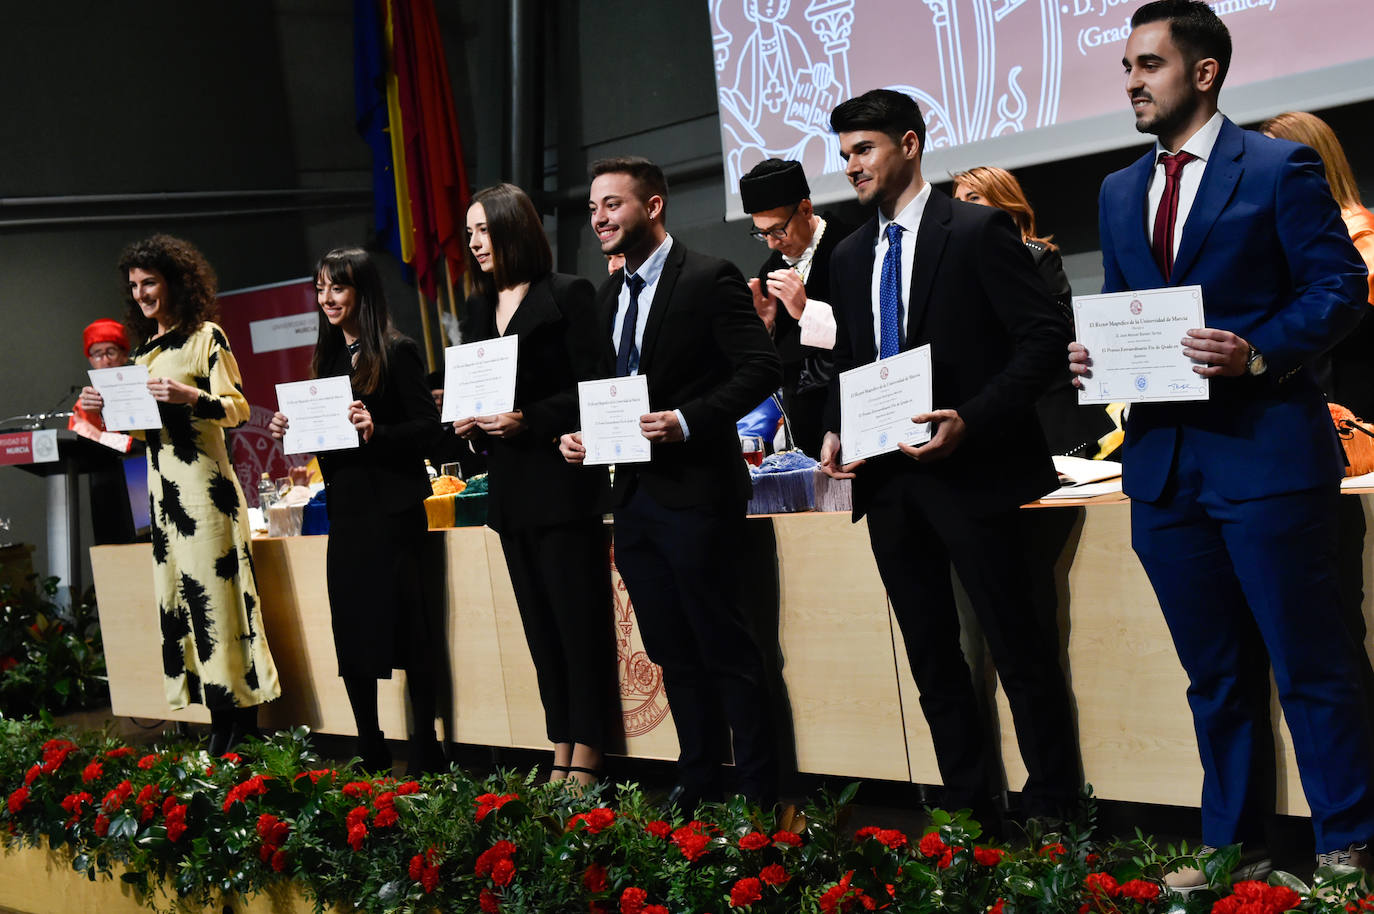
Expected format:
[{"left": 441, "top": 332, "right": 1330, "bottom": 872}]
[
  {"left": 772, "top": 514, "right": 910, "bottom": 781},
  {"left": 93, "top": 496, "right": 1374, "bottom": 813}
]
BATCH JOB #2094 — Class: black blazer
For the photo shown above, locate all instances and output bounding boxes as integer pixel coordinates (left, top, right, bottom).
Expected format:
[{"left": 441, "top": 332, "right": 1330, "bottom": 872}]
[
  {"left": 758, "top": 213, "right": 855, "bottom": 394},
  {"left": 824, "top": 188, "right": 1069, "bottom": 518},
  {"left": 317, "top": 335, "right": 440, "bottom": 518},
  {"left": 464, "top": 273, "right": 611, "bottom": 533},
  {"left": 595, "top": 240, "right": 782, "bottom": 508}
]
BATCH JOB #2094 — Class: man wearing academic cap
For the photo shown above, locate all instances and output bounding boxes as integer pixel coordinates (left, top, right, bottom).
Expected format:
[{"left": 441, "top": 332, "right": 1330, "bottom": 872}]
[{"left": 739, "top": 159, "right": 853, "bottom": 457}]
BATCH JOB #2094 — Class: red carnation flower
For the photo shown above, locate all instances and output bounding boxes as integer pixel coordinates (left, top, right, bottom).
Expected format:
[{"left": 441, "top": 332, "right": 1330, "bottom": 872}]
[
  {"left": 373, "top": 807, "right": 399, "bottom": 829},
  {"left": 271, "top": 849, "right": 288, "bottom": 873},
  {"left": 136, "top": 784, "right": 160, "bottom": 805},
  {"left": 346, "top": 805, "right": 370, "bottom": 829},
  {"left": 974, "top": 846, "right": 1006, "bottom": 866},
  {"left": 1119, "top": 880, "right": 1161, "bottom": 903},
  {"left": 256, "top": 813, "right": 279, "bottom": 840},
  {"left": 990, "top": 899, "right": 1005, "bottom": 914},
  {"left": 584, "top": 862, "right": 609, "bottom": 893},
  {"left": 1084, "top": 873, "right": 1120, "bottom": 897},
  {"left": 474, "top": 792, "right": 519, "bottom": 823},
  {"left": 475, "top": 840, "right": 518, "bottom": 876},
  {"left": 731, "top": 877, "right": 763, "bottom": 908},
  {"left": 760, "top": 864, "right": 790, "bottom": 886},
  {"left": 409, "top": 853, "right": 425, "bottom": 881},
  {"left": 421, "top": 864, "right": 440, "bottom": 894},
  {"left": 919, "top": 832, "right": 949, "bottom": 858},
  {"left": 620, "top": 886, "right": 648, "bottom": 914},
  {"left": 347, "top": 822, "right": 367, "bottom": 851},
  {"left": 397, "top": 780, "right": 421, "bottom": 795},
  {"left": 137, "top": 754, "right": 159, "bottom": 770},
  {"left": 739, "top": 831, "right": 770, "bottom": 851},
  {"left": 81, "top": 761, "right": 103, "bottom": 783},
  {"left": 140, "top": 803, "right": 157, "bottom": 823},
  {"left": 479, "top": 888, "right": 501, "bottom": 912},
  {"left": 856, "top": 826, "right": 881, "bottom": 841},
  {"left": 342, "top": 781, "right": 373, "bottom": 798},
  {"left": 645, "top": 820, "right": 672, "bottom": 839},
  {"left": 165, "top": 804, "right": 188, "bottom": 842},
  {"left": 569, "top": 807, "right": 616, "bottom": 834},
  {"left": 491, "top": 857, "right": 516, "bottom": 887},
  {"left": 6, "top": 787, "right": 28, "bottom": 814},
  {"left": 671, "top": 823, "right": 712, "bottom": 862},
  {"left": 259, "top": 844, "right": 274, "bottom": 864},
  {"left": 875, "top": 828, "right": 907, "bottom": 849},
  {"left": 1040, "top": 842, "right": 1066, "bottom": 861},
  {"left": 773, "top": 830, "right": 802, "bottom": 847},
  {"left": 105, "top": 747, "right": 135, "bottom": 759}
]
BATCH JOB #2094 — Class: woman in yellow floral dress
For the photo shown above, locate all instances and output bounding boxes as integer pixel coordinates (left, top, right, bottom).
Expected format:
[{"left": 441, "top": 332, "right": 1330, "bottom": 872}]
[{"left": 80, "top": 234, "right": 279, "bottom": 754}]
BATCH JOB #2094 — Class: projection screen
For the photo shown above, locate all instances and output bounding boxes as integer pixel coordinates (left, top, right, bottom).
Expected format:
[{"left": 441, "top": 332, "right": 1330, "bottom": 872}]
[{"left": 709, "top": 0, "right": 1374, "bottom": 219}]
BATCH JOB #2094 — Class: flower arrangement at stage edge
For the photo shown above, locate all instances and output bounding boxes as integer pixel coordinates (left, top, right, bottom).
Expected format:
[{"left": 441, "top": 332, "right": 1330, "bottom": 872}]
[
  {"left": 3, "top": 719, "right": 1374, "bottom": 914},
  {"left": 0, "top": 577, "right": 108, "bottom": 717}
]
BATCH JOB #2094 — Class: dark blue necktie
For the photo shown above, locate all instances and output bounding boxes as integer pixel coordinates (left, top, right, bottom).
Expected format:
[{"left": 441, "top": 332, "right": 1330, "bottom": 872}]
[
  {"left": 616, "top": 273, "right": 646, "bottom": 376},
  {"left": 879, "top": 222, "right": 903, "bottom": 359}
]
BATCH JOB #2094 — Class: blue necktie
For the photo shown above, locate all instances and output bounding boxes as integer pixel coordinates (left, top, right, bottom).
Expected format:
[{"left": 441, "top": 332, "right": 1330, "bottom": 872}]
[
  {"left": 878, "top": 222, "right": 903, "bottom": 359},
  {"left": 616, "top": 273, "right": 646, "bottom": 376}
]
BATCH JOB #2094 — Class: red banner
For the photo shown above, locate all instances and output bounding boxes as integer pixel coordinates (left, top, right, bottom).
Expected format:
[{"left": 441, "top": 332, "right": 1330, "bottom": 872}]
[
  {"left": 216, "top": 279, "right": 318, "bottom": 505},
  {"left": 0, "top": 431, "right": 57, "bottom": 467}
]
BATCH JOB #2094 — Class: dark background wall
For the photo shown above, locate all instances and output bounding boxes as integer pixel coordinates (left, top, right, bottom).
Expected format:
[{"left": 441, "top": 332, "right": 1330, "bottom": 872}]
[{"left": 3, "top": 0, "right": 1372, "bottom": 588}]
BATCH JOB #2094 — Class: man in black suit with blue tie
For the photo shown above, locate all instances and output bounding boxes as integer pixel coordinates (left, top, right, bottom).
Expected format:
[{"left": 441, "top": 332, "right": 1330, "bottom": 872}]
[
  {"left": 819, "top": 90, "right": 1079, "bottom": 831},
  {"left": 560, "top": 156, "right": 782, "bottom": 811}
]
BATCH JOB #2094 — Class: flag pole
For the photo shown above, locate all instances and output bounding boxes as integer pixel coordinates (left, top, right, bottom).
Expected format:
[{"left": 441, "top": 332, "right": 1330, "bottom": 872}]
[{"left": 416, "top": 288, "right": 437, "bottom": 372}]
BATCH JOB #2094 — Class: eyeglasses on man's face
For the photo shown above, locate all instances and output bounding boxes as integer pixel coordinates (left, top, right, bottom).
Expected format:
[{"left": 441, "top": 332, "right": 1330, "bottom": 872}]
[{"left": 748, "top": 203, "right": 801, "bottom": 243}]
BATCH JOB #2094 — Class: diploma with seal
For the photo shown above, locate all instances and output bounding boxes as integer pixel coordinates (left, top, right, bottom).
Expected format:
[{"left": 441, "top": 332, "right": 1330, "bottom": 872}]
[
  {"left": 839, "top": 344, "right": 933, "bottom": 461},
  {"left": 441, "top": 336, "right": 519, "bottom": 422},
  {"left": 578, "top": 375, "right": 651, "bottom": 466},
  {"left": 1073, "top": 285, "right": 1208, "bottom": 405},
  {"left": 89, "top": 365, "right": 161, "bottom": 431},
  {"left": 276, "top": 376, "right": 357, "bottom": 454}
]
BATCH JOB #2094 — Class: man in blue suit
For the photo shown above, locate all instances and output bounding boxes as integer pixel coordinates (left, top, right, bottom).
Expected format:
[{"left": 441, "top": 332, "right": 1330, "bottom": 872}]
[{"left": 1070, "top": 0, "right": 1374, "bottom": 883}]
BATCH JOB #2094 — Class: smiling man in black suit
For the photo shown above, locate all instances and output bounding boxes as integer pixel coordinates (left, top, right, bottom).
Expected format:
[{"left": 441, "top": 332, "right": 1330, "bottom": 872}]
[
  {"left": 560, "top": 155, "right": 783, "bottom": 811},
  {"left": 819, "top": 90, "right": 1079, "bottom": 832}
]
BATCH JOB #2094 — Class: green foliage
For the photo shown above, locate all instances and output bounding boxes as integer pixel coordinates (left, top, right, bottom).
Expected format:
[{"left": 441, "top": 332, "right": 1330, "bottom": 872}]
[
  {"left": 1, "top": 719, "right": 1371, "bottom": 914},
  {"left": 0, "top": 577, "right": 109, "bottom": 717}
]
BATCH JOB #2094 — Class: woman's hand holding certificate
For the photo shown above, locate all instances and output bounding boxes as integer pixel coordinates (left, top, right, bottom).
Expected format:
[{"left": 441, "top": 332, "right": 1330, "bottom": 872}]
[
  {"left": 276, "top": 376, "right": 357, "bottom": 454},
  {"left": 88, "top": 365, "right": 161, "bottom": 431},
  {"left": 1072, "top": 286, "right": 1209, "bottom": 404},
  {"left": 441, "top": 336, "right": 518, "bottom": 423}
]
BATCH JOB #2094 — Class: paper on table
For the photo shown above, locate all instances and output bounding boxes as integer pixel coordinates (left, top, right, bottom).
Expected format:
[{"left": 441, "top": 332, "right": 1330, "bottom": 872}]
[
  {"left": 839, "top": 345, "right": 933, "bottom": 462},
  {"left": 89, "top": 365, "right": 161, "bottom": 431},
  {"left": 441, "top": 336, "right": 519, "bottom": 422},
  {"left": 1040, "top": 479, "right": 1124, "bottom": 499},
  {"left": 1052, "top": 455, "right": 1122, "bottom": 486},
  {"left": 1074, "top": 285, "right": 1208, "bottom": 405},
  {"left": 578, "top": 375, "right": 651, "bottom": 466},
  {"left": 277, "top": 376, "right": 357, "bottom": 454}
]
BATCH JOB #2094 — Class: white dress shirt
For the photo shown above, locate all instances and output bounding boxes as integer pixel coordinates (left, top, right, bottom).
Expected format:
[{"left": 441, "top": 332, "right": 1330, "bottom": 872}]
[
  {"left": 611, "top": 234, "right": 691, "bottom": 438},
  {"left": 1147, "top": 111, "right": 1225, "bottom": 263},
  {"left": 871, "top": 182, "right": 932, "bottom": 351}
]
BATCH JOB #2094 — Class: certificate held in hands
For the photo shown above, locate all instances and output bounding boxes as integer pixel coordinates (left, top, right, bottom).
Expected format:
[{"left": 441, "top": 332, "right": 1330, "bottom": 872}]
[
  {"left": 441, "top": 336, "right": 519, "bottom": 422},
  {"left": 89, "top": 365, "right": 161, "bottom": 431},
  {"left": 839, "top": 345, "right": 933, "bottom": 462},
  {"left": 1073, "top": 286, "right": 1208, "bottom": 404},
  {"left": 276, "top": 376, "right": 357, "bottom": 454},
  {"left": 578, "top": 375, "right": 651, "bottom": 466}
]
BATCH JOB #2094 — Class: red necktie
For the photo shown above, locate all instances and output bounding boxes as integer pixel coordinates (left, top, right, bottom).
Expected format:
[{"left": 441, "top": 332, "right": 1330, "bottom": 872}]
[{"left": 1151, "top": 150, "right": 1197, "bottom": 281}]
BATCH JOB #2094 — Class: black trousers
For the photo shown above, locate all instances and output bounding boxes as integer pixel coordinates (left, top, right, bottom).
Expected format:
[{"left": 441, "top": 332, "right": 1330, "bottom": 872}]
[
  {"left": 500, "top": 518, "right": 617, "bottom": 749},
  {"left": 613, "top": 488, "right": 779, "bottom": 802},
  {"left": 865, "top": 472, "right": 1081, "bottom": 822}
]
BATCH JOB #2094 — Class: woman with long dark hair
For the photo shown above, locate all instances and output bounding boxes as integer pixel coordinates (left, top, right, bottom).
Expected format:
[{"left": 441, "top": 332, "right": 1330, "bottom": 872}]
[
  {"left": 458, "top": 183, "right": 617, "bottom": 786},
  {"left": 79, "top": 234, "right": 279, "bottom": 754},
  {"left": 269, "top": 248, "right": 442, "bottom": 773}
]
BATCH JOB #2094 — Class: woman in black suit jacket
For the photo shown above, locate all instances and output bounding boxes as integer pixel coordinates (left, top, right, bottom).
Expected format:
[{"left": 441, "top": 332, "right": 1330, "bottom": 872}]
[
  {"left": 269, "top": 247, "right": 442, "bottom": 774},
  {"left": 459, "top": 183, "right": 616, "bottom": 786}
]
